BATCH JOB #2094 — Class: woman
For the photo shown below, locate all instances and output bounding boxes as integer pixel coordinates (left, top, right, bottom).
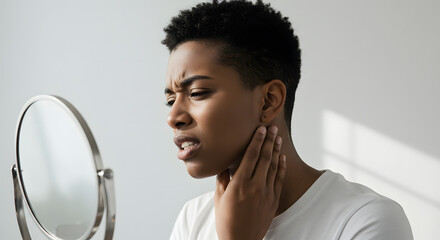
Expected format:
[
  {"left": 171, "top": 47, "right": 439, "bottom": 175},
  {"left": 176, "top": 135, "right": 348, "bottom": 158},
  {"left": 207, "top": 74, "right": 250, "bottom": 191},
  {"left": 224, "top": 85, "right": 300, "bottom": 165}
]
[{"left": 162, "top": 1, "right": 412, "bottom": 239}]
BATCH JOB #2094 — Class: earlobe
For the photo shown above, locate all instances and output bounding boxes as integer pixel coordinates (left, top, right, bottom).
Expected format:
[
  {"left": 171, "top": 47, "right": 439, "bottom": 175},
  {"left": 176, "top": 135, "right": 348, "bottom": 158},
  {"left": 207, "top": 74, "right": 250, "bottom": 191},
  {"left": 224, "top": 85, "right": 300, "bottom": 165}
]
[{"left": 260, "top": 115, "right": 268, "bottom": 124}]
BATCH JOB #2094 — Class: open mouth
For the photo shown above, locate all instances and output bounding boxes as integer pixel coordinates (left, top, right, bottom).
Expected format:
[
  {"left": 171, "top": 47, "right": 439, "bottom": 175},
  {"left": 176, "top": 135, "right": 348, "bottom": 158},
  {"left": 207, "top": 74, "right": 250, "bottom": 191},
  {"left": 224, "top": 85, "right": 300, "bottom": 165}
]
[{"left": 177, "top": 142, "right": 201, "bottom": 160}]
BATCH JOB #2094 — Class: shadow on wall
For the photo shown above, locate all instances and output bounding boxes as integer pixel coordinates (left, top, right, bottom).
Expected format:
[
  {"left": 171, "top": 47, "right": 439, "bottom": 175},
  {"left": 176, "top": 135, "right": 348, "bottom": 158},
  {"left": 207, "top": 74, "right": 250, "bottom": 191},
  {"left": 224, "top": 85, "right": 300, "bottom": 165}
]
[{"left": 321, "top": 109, "right": 440, "bottom": 240}]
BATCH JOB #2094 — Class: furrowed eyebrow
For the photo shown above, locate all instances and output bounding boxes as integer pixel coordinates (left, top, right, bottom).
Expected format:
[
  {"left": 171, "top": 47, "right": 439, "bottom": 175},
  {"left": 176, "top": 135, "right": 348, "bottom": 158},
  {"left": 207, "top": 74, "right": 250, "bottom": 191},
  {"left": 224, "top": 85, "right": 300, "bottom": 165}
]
[{"left": 164, "top": 75, "right": 212, "bottom": 95}]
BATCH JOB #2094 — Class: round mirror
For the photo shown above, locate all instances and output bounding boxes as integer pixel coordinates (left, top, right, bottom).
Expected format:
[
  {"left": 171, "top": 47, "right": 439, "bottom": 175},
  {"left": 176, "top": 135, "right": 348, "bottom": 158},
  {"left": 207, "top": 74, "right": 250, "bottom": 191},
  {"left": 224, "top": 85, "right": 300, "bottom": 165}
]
[{"left": 14, "top": 95, "right": 109, "bottom": 240}]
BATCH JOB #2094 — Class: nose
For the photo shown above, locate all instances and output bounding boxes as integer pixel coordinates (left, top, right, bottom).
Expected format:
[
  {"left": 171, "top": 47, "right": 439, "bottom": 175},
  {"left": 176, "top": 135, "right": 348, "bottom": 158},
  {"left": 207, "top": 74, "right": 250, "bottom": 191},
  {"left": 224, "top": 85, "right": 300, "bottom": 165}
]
[{"left": 167, "top": 98, "right": 192, "bottom": 129}]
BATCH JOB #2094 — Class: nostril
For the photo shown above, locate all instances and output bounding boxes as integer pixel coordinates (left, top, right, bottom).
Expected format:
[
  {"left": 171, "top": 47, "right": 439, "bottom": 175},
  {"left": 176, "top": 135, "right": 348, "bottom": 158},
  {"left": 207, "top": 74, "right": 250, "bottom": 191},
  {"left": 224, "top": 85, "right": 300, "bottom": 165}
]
[{"left": 176, "top": 122, "right": 185, "bottom": 128}]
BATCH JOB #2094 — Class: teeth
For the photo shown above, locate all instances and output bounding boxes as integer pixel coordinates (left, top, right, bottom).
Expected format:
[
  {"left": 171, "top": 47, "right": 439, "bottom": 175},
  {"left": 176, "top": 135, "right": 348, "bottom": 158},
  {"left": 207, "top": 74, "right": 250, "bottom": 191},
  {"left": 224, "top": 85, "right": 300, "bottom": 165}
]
[{"left": 181, "top": 141, "right": 196, "bottom": 150}]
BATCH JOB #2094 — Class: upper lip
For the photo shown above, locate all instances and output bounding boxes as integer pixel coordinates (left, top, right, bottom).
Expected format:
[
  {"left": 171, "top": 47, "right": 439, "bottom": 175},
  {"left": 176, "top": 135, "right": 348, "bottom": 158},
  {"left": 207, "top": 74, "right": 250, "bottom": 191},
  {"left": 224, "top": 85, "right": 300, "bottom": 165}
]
[{"left": 174, "top": 134, "right": 200, "bottom": 150}]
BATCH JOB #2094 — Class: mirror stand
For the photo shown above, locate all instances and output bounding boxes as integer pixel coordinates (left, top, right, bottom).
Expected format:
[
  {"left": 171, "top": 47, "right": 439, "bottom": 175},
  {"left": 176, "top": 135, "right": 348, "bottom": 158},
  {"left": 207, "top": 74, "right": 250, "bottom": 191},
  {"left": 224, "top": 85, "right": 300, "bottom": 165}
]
[
  {"left": 12, "top": 164, "right": 31, "bottom": 240},
  {"left": 100, "top": 169, "right": 116, "bottom": 240},
  {"left": 12, "top": 164, "right": 116, "bottom": 240}
]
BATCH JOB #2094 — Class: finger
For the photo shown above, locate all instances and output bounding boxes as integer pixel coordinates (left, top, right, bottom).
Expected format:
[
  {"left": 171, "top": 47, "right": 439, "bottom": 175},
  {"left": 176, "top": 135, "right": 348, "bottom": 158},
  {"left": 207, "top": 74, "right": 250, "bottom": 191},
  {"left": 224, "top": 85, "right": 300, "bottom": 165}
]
[
  {"left": 253, "top": 125, "right": 278, "bottom": 181},
  {"left": 215, "top": 169, "right": 231, "bottom": 197},
  {"left": 267, "top": 135, "right": 282, "bottom": 189},
  {"left": 273, "top": 155, "right": 287, "bottom": 201},
  {"left": 235, "top": 126, "right": 267, "bottom": 179}
]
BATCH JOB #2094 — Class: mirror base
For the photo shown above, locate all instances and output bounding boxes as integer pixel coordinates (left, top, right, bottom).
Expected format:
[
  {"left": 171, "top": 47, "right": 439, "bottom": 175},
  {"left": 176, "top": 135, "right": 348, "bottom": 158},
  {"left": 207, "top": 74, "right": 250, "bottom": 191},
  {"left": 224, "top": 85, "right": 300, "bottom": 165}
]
[{"left": 12, "top": 164, "right": 116, "bottom": 240}]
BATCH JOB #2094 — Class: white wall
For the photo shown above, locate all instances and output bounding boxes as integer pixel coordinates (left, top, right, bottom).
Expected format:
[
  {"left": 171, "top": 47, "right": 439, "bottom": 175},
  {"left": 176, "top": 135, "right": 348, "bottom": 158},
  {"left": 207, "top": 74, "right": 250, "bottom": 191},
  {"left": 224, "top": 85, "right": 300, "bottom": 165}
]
[{"left": 0, "top": 0, "right": 438, "bottom": 239}]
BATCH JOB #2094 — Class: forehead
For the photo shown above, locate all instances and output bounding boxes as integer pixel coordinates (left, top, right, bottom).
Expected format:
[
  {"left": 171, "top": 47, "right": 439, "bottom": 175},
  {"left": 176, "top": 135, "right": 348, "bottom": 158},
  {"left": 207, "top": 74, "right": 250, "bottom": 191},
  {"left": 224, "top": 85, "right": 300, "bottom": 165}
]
[{"left": 165, "top": 41, "right": 223, "bottom": 89}]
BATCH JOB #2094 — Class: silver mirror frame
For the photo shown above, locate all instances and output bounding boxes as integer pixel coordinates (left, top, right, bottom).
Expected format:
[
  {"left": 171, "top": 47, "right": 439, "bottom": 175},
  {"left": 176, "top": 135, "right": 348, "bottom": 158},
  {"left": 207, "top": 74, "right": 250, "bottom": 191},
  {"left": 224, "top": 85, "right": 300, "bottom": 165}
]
[{"left": 12, "top": 95, "right": 116, "bottom": 240}]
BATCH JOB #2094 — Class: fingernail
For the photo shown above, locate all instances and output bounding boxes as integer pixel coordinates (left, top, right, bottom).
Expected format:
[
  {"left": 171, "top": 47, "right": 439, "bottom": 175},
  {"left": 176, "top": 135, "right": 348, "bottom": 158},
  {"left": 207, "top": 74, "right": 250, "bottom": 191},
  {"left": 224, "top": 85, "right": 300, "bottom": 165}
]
[
  {"left": 276, "top": 136, "right": 282, "bottom": 145},
  {"left": 258, "top": 126, "right": 266, "bottom": 134},
  {"left": 270, "top": 125, "right": 278, "bottom": 134}
]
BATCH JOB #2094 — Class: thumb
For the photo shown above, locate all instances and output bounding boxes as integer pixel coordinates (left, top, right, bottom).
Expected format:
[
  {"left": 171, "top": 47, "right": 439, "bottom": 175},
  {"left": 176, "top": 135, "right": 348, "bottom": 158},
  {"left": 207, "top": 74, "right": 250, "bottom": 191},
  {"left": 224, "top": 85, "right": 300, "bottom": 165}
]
[{"left": 215, "top": 169, "right": 231, "bottom": 197}]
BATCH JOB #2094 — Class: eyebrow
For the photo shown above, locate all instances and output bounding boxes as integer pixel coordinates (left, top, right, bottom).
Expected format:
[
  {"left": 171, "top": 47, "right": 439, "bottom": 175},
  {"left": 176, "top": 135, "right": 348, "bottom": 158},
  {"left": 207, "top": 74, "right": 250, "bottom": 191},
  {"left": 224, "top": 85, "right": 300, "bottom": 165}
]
[{"left": 164, "top": 75, "right": 212, "bottom": 95}]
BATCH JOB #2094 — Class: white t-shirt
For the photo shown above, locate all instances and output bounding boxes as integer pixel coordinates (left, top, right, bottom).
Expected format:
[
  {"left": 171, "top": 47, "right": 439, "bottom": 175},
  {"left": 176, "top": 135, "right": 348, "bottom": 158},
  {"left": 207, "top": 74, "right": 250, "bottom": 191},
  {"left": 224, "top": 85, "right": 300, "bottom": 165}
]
[{"left": 170, "top": 170, "right": 413, "bottom": 240}]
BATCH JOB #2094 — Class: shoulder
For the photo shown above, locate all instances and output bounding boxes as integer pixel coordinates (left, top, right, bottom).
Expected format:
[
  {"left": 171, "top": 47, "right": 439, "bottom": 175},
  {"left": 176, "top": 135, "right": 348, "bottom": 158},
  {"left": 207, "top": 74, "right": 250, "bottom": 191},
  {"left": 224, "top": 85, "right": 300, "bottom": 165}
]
[
  {"left": 324, "top": 172, "right": 414, "bottom": 240},
  {"left": 180, "top": 191, "right": 215, "bottom": 219},
  {"left": 340, "top": 197, "right": 413, "bottom": 239},
  {"left": 170, "top": 191, "right": 215, "bottom": 240},
  {"left": 323, "top": 171, "right": 398, "bottom": 206},
  {"left": 317, "top": 171, "right": 413, "bottom": 239}
]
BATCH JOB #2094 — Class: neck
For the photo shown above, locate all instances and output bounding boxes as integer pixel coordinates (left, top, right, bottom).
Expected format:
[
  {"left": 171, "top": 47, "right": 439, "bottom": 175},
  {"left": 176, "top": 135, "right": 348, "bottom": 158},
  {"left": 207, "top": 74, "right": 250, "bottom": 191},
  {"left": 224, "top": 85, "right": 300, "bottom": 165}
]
[
  {"left": 226, "top": 125, "right": 322, "bottom": 216},
  {"left": 274, "top": 132, "right": 323, "bottom": 216}
]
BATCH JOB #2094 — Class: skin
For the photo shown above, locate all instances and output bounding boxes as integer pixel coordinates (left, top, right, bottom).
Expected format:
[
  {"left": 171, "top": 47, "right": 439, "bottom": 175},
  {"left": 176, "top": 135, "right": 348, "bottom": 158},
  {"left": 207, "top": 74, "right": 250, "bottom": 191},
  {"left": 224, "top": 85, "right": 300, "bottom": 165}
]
[{"left": 165, "top": 40, "right": 323, "bottom": 239}]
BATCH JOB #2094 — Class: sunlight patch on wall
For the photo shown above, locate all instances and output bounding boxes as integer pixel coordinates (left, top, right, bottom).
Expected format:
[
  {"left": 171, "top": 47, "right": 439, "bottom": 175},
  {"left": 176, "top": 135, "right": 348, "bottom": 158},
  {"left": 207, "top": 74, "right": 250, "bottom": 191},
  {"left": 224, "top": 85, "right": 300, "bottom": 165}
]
[{"left": 322, "top": 110, "right": 440, "bottom": 239}]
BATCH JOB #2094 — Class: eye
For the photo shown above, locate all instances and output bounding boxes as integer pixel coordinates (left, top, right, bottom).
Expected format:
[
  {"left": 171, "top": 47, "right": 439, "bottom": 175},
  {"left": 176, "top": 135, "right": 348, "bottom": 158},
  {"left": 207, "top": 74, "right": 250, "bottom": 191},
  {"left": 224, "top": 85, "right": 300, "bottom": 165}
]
[
  {"left": 165, "top": 90, "right": 211, "bottom": 108},
  {"left": 165, "top": 98, "right": 175, "bottom": 107},
  {"left": 190, "top": 91, "right": 210, "bottom": 98}
]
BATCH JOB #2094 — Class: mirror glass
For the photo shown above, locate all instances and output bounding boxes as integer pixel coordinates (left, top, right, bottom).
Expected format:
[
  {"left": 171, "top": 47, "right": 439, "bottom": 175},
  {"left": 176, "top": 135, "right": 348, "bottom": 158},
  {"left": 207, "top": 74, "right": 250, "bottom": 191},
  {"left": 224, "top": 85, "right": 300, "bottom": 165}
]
[{"left": 17, "top": 98, "right": 99, "bottom": 240}]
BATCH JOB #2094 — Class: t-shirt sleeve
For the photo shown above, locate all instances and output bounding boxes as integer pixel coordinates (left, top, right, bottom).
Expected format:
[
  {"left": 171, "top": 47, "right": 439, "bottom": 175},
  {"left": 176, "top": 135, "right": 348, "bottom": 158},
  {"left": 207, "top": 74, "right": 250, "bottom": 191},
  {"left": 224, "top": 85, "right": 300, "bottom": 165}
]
[
  {"left": 340, "top": 198, "right": 413, "bottom": 240},
  {"left": 170, "top": 202, "right": 191, "bottom": 240}
]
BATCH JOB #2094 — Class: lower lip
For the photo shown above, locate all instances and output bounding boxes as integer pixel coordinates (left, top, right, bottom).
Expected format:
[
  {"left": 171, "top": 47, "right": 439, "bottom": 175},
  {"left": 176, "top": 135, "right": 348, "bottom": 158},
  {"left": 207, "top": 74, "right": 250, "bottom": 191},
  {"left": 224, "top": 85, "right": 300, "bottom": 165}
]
[{"left": 177, "top": 143, "right": 201, "bottom": 160}]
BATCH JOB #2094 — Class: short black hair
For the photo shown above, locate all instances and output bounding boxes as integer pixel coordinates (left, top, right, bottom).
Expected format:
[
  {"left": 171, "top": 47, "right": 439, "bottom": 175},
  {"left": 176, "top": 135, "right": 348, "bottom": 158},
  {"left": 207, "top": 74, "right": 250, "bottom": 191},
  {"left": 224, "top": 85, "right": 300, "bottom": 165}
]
[{"left": 162, "top": 0, "right": 301, "bottom": 134}]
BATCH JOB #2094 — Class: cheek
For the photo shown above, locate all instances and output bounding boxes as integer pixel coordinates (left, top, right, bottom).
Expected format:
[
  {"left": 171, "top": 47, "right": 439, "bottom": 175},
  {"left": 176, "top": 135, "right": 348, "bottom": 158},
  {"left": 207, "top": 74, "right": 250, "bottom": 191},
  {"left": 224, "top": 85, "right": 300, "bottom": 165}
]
[{"left": 200, "top": 94, "right": 260, "bottom": 165}]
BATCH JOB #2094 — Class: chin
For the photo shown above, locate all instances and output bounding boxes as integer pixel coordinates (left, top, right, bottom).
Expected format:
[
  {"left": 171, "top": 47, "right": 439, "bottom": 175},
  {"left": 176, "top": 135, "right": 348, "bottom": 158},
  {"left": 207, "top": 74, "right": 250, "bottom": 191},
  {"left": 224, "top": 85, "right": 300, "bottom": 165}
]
[
  {"left": 184, "top": 162, "right": 222, "bottom": 179},
  {"left": 183, "top": 149, "right": 243, "bottom": 179}
]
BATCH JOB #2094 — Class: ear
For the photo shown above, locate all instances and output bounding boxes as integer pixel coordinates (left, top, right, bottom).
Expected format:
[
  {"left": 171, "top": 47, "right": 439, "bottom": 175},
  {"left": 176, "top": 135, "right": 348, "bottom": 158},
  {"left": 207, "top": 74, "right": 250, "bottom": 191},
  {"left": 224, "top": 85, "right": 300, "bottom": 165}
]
[{"left": 260, "top": 79, "right": 286, "bottom": 123}]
